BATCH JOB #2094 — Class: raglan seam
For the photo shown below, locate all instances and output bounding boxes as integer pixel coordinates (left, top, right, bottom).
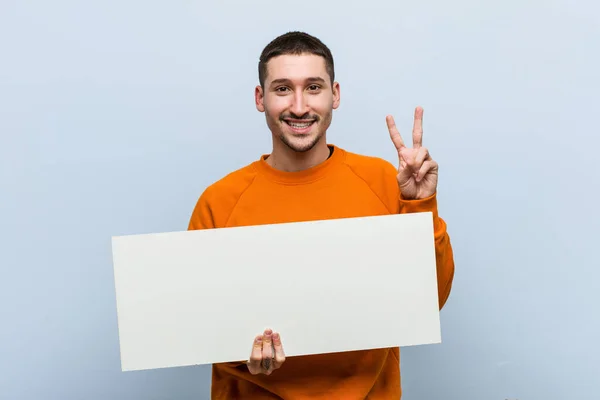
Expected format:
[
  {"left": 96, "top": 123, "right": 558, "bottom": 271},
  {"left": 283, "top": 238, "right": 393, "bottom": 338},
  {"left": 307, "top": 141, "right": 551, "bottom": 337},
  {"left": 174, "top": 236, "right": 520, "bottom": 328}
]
[
  {"left": 342, "top": 162, "right": 395, "bottom": 215},
  {"left": 223, "top": 170, "right": 260, "bottom": 227}
]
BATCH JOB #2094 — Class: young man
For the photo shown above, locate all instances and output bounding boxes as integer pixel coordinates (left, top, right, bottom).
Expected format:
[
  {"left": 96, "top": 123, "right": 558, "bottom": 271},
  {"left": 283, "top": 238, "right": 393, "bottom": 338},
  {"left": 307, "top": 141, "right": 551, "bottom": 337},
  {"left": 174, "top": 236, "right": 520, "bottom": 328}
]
[{"left": 188, "top": 31, "right": 455, "bottom": 399}]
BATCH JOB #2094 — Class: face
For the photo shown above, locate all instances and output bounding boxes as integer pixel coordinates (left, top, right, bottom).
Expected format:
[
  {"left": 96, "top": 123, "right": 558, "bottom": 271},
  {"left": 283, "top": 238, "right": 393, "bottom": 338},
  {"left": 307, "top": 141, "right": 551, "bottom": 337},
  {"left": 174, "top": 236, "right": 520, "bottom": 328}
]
[{"left": 255, "top": 54, "right": 340, "bottom": 153}]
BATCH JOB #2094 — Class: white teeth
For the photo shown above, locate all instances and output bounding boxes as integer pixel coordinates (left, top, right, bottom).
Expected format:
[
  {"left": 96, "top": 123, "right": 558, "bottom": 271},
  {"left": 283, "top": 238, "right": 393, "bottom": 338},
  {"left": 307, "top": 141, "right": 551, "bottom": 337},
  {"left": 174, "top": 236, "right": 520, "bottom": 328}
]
[{"left": 288, "top": 121, "right": 313, "bottom": 128}]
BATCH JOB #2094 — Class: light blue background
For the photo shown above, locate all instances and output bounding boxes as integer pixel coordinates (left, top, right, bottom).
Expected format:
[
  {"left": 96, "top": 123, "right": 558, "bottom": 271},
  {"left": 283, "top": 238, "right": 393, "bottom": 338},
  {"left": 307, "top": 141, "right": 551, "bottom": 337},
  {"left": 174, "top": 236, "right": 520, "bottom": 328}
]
[{"left": 1, "top": 1, "right": 598, "bottom": 399}]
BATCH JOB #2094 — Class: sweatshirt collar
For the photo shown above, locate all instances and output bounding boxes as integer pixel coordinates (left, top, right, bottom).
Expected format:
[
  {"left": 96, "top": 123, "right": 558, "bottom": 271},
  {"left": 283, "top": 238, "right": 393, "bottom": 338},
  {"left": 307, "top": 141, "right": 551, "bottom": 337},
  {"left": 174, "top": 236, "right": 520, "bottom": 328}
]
[{"left": 254, "top": 144, "right": 344, "bottom": 184}]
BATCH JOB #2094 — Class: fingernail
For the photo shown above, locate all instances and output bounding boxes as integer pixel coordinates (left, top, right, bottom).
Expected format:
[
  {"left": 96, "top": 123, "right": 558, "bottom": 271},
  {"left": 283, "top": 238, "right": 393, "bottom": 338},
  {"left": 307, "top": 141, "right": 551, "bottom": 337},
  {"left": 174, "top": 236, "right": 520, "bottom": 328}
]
[
  {"left": 272, "top": 333, "right": 280, "bottom": 341},
  {"left": 256, "top": 337, "right": 262, "bottom": 342}
]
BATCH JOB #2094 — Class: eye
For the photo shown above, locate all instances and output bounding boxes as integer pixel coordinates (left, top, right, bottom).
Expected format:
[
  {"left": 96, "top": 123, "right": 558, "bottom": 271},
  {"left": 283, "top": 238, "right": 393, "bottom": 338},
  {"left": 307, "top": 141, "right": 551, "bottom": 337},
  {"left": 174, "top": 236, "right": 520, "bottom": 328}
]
[
  {"left": 275, "top": 86, "right": 290, "bottom": 92},
  {"left": 308, "top": 85, "right": 321, "bottom": 91}
]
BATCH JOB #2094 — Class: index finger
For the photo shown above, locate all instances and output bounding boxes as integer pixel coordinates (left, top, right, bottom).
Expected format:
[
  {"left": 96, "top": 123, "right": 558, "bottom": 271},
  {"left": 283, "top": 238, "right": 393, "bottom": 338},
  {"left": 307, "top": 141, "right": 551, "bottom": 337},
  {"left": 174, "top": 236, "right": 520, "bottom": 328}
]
[
  {"left": 386, "top": 115, "right": 405, "bottom": 151},
  {"left": 247, "top": 335, "right": 263, "bottom": 373},
  {"left": 412, "top": 106, "right": 424, "bottom": 148}
]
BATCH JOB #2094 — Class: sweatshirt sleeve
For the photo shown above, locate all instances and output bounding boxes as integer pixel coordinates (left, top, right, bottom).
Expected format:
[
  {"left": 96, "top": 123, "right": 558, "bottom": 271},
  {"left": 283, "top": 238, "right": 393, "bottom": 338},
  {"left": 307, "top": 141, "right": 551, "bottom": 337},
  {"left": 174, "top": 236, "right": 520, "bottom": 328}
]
[
  {"left": 188, "top": 191, "right": 217, "bottom": 230},
  {"left": 398, "top": 192, "right": 455, "bottom": 310}
]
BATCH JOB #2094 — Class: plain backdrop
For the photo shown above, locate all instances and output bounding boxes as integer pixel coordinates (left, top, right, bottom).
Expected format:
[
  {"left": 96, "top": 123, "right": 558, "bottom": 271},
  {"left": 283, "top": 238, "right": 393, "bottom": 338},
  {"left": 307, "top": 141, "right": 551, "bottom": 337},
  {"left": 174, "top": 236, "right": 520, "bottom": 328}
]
[{"left": 1, "top": 0, "right": 598, "bottom": 399}]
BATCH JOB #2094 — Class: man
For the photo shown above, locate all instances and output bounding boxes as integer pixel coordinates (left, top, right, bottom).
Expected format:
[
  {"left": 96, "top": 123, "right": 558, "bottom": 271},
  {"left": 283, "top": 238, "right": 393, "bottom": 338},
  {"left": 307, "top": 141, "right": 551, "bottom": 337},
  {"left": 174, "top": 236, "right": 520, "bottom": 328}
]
[{"left": 188, "top": 31, "right": 455, "bottom": 399}]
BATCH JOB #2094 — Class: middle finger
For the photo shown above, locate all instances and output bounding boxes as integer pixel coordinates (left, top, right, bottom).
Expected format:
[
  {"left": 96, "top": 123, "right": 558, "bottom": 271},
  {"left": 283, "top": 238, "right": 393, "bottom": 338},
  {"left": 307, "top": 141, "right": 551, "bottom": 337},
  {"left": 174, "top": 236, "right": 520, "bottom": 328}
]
[{"left": 261, "top": 329, "right": 273, "bottom": 371}]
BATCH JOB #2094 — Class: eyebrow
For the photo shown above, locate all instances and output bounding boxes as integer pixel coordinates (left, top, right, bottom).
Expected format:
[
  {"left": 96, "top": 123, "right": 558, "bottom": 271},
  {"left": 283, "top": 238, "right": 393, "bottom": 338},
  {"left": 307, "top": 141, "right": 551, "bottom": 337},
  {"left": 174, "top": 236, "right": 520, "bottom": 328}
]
[{"left": 269, "top": 77, "right": 327, "bottom": 87}]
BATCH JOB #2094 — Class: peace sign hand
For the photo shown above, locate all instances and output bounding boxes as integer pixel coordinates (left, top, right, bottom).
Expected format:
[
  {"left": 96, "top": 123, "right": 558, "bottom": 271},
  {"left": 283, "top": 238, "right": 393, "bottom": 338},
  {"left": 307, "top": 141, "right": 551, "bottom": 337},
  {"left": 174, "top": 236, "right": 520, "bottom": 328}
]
[{"left": 387, "top": 106, "right": 438, "bottom": 200}]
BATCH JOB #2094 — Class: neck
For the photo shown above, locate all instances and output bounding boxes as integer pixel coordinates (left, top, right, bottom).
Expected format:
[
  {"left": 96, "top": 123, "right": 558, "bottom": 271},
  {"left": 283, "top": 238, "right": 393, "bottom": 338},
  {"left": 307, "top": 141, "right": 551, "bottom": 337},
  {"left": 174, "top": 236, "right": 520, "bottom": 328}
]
[{"left": 266, "top": 139, "right": 331, "bottom": 172}]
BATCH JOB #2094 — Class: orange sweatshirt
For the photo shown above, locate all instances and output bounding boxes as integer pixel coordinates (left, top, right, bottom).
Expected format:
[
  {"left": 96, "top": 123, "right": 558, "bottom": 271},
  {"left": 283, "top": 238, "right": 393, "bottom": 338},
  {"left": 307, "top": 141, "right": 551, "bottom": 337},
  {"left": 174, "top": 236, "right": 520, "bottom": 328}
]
[{"left": 188, "top": 144, "right": 455, "bottom": 400}]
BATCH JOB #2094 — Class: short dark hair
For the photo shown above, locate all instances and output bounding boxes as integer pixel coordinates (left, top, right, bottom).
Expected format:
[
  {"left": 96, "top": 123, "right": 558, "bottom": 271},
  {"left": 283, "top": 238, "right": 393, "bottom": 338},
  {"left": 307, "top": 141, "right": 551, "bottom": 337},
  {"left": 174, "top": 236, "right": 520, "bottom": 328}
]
[{"left": 258, "top": 31, "right": 335, "bottom": 87}]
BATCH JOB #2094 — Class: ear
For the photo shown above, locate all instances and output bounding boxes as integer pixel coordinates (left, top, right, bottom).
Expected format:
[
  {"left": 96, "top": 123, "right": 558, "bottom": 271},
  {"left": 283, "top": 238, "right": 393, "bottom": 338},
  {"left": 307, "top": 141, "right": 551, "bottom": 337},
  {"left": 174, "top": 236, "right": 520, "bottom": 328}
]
[
  {"left": 255, "top": 85, "right": 265, "bottom": 112},
  {"left": 332, "top": 81, "right": 341, "bottom": 110}
]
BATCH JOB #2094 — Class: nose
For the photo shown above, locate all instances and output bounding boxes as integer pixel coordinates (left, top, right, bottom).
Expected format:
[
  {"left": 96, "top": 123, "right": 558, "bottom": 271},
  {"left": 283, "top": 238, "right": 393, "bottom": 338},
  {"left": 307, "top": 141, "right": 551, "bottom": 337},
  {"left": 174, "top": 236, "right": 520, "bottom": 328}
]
[{"left": 290, "top": 90, "right": 309, "bottom": 117}]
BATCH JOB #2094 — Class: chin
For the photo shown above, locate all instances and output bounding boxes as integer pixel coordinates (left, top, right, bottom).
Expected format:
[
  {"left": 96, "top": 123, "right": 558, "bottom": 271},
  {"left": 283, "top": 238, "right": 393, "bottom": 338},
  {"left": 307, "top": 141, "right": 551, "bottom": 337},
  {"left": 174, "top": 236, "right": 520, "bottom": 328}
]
[{"left": 279, "top": 132, "right": 323, "bottom": 153}]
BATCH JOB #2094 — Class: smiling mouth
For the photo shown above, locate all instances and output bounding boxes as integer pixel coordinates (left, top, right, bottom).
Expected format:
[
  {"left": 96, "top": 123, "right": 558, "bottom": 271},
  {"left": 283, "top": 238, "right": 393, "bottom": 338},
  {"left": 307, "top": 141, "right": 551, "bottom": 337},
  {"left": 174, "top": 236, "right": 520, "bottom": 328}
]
[
  {"left": 286, "top": 120, "right": 314, "bottom": 128},
  {"left": 283, "top": 120, "right": 316, "bottom": 133}
]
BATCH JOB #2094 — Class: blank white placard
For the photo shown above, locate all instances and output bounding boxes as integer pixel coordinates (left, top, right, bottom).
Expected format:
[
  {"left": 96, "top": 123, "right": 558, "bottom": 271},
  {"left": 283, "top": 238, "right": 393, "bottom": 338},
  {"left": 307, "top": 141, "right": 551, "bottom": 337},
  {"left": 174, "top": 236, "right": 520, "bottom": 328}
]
[{"left": 111, "top": 212, "right": 441, "bottom": 372}]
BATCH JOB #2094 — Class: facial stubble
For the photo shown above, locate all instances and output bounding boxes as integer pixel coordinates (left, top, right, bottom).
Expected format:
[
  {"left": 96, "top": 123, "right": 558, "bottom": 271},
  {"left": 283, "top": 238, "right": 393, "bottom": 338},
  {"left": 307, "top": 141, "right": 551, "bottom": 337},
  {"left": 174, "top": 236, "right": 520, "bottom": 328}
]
[{"left": 268, "top": 109, "right": 332, "bottom": 153}]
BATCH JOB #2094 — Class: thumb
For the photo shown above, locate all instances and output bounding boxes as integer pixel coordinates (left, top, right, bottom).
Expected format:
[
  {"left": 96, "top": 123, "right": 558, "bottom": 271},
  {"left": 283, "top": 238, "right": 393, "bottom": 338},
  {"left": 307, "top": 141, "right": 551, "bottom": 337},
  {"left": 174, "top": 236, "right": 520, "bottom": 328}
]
[
  {"left": 397, "top": 148, "right": 414, "bottom": 183},
  {"left": 397, "top": 164, "right": 414, "bottom": 188}
]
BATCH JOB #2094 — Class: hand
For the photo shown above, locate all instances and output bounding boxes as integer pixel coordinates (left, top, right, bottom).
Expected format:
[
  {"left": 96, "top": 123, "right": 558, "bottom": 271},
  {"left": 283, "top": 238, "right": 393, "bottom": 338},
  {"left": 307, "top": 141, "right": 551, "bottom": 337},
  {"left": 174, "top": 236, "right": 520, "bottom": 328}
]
[
  {"left": 247, "top": 328, "right": 286, "bottom": 375},
  {"left": 386, "top": 106, "right": 438, "bottom": 200}
]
